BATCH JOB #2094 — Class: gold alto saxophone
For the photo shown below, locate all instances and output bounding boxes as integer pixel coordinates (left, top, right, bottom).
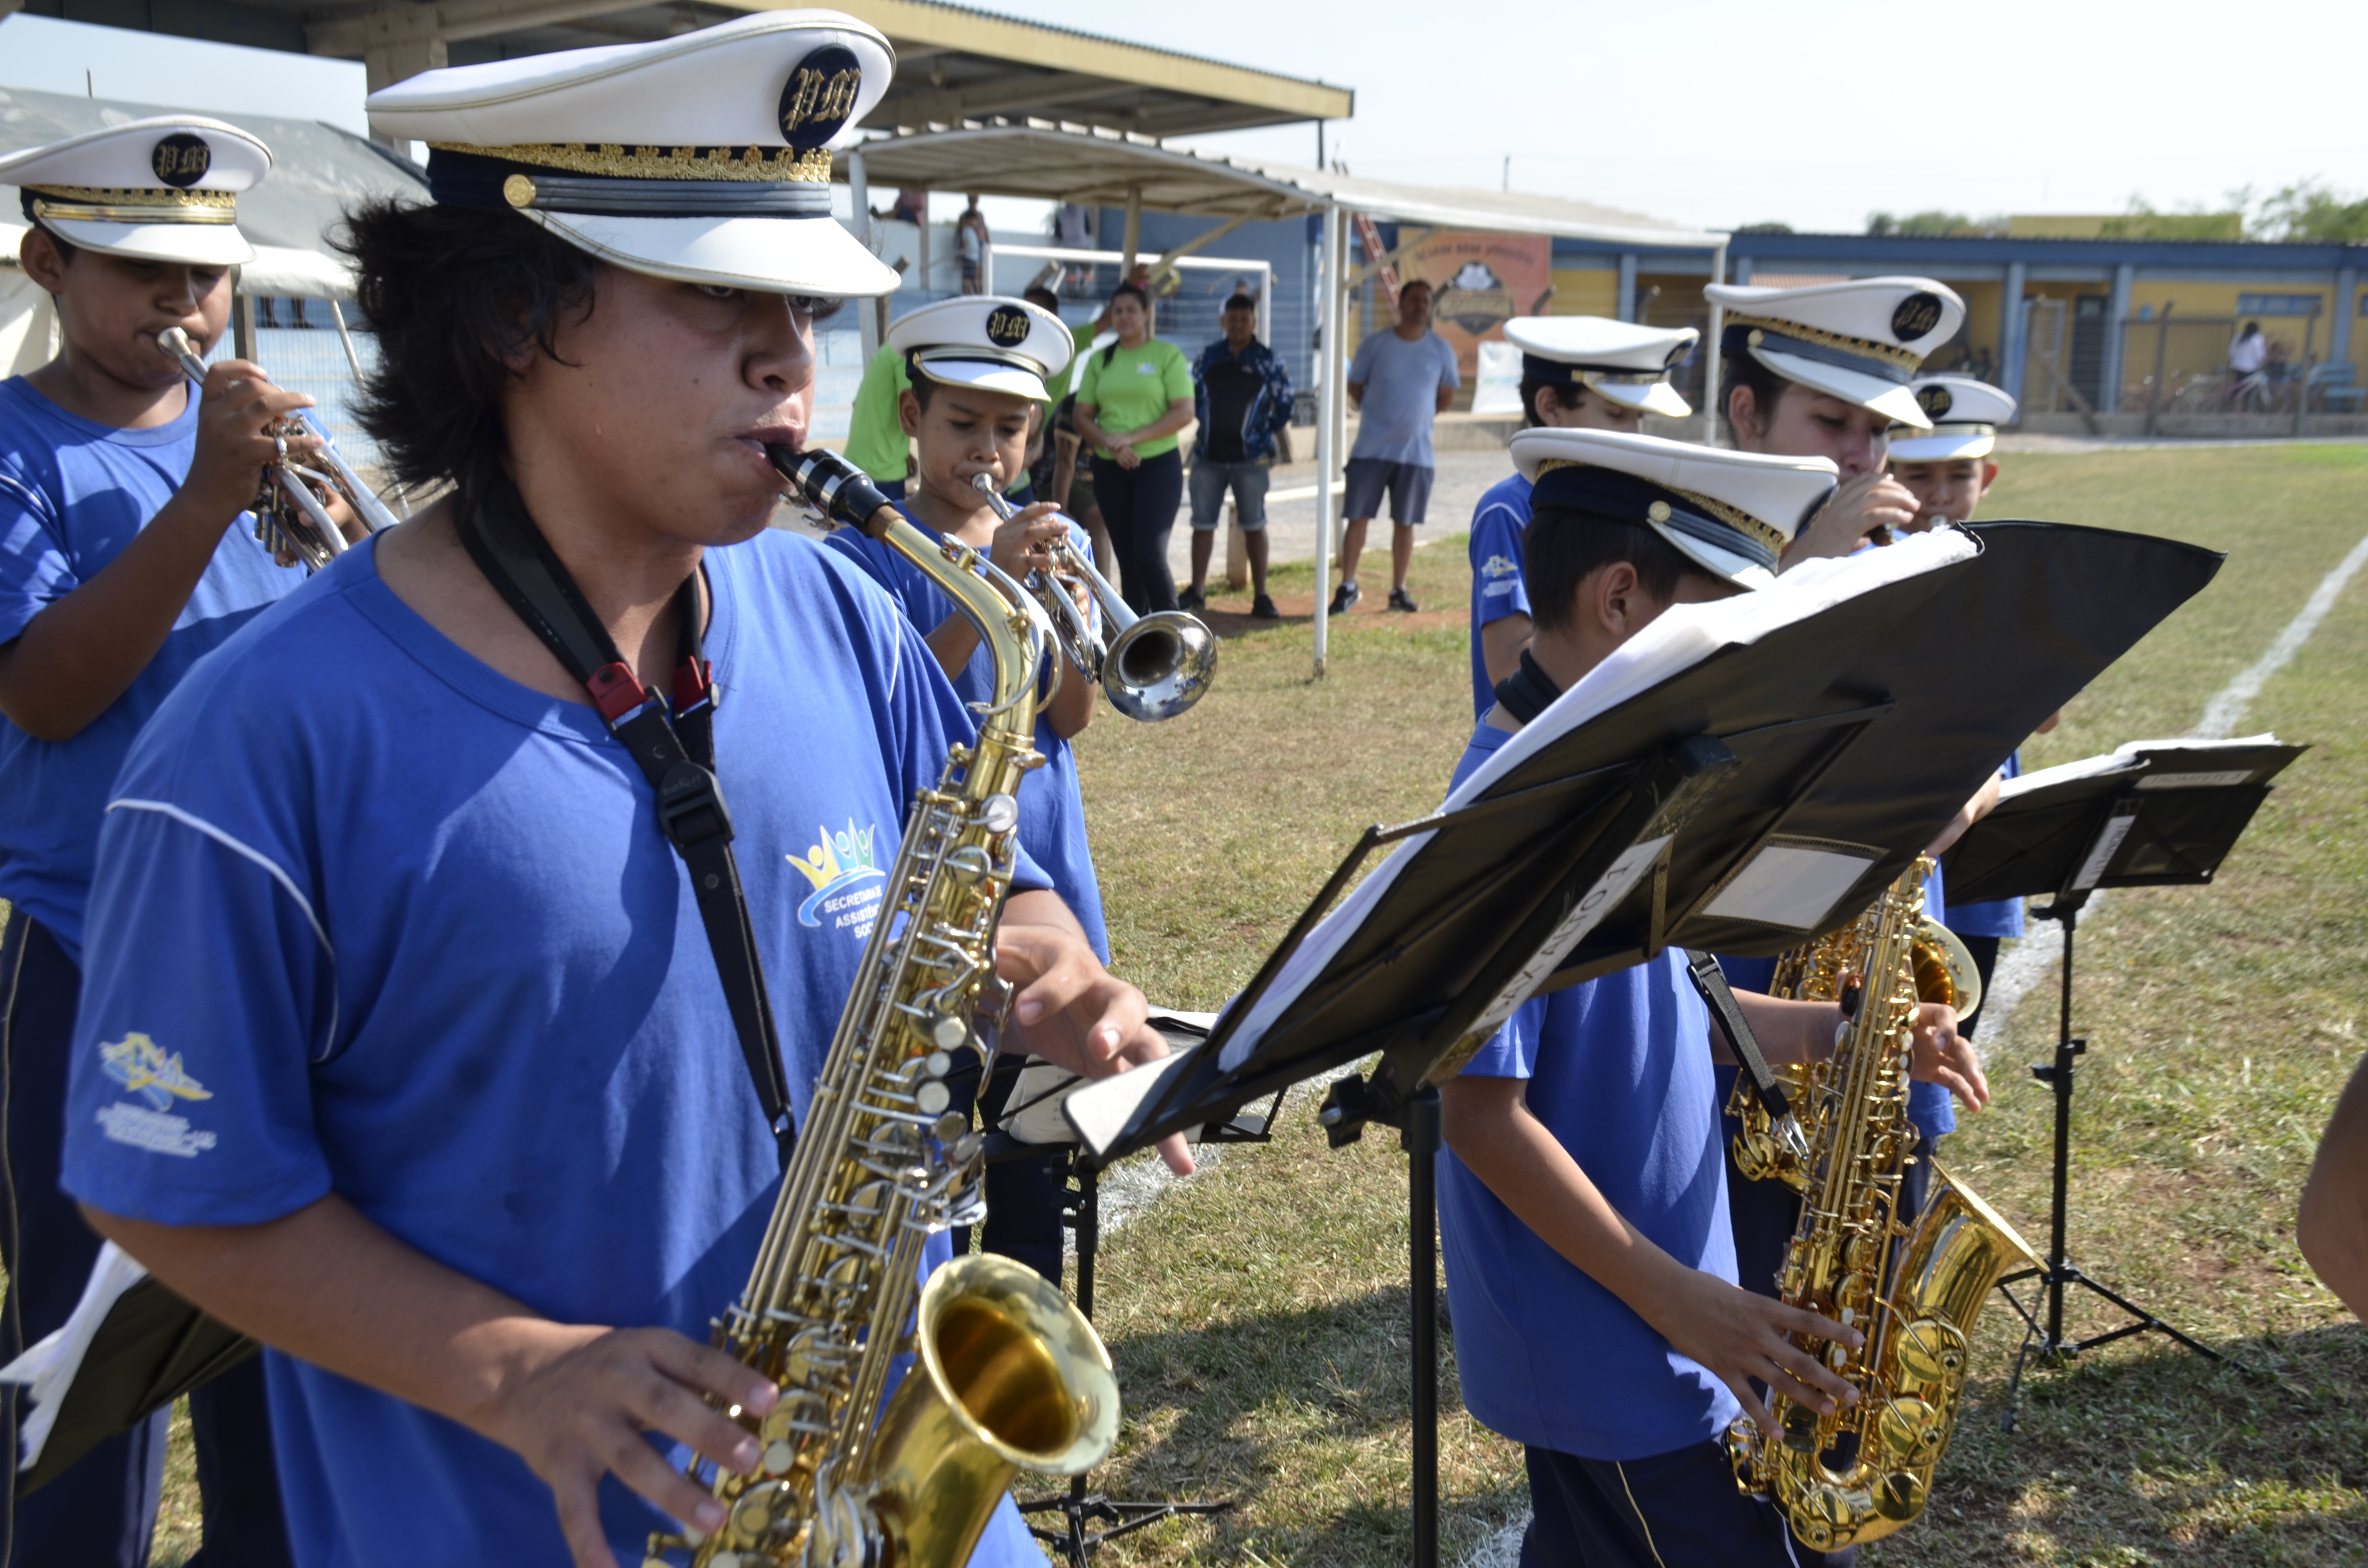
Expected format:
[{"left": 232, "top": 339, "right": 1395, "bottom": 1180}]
[
  {"left": 1725, "top": 858, "right": 2039, "bottom": 1552},
  {"left": 645, "top": 447, "right": 1119, "bottom": 1568}
]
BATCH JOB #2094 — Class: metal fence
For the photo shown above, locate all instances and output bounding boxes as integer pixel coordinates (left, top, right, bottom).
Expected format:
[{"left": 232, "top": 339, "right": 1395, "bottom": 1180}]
[
  {"left": 2110, "top": 312, "right": 2350, "bottom": 419},
  {"left": 200, "top": 302, "right": 387, "bottom": 470}
]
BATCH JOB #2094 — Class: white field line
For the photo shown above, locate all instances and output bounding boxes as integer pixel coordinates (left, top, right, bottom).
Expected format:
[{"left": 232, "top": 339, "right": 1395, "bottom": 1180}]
[
  {"left": 1454, "top": 527, "right": 2368, "bottom": 1568},
  {"left": 1973, "top": 527, "right": 2368, "bottom": 1064}
]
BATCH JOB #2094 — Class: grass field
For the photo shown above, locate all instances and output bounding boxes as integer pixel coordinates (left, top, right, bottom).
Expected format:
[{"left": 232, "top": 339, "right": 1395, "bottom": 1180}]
[
  {"left": 1061, "top": 445, "right": 2368, "bottom": 1568},
  {"left": 136, "top": 444, "right": 2365, "bottom": 1564}
]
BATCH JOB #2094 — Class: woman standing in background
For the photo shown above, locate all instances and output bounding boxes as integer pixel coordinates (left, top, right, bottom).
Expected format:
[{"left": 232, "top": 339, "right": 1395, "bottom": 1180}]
[{"left": 1073, "top": 282, "right": 1195, "bottom": 612}]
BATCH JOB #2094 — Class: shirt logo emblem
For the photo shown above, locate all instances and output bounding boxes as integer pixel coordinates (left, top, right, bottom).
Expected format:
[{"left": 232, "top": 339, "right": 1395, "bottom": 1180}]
[
  {"left": 96, "top": 1033, "right": 218, "bottom": 1159},
  {"left": 1136, "top": 362, "right": 1158, "bottom": 374},
  {"left": 1481, "top": 553, "right": 1518, "bottom": 577},
  {"left": 787, "top": 818, "right": 887, "bottom": 932}
]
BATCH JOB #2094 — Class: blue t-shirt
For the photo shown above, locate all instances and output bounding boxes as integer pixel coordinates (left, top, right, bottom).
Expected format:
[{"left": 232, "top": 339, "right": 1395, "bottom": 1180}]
[
  {"left": 0, "top": 375, "right": 305, "bottom": 960},
  {"left": 1435, "top": 721, "right": 1742, "bottom": 1460},
  {"left": 1346, "top": 329, "right": 1460, "bottom": 467},
  {"left": 1466, "top": 472, "right": 1532, "bottom": 717},
  {"left": 1714, "top": 861, "right": 1956, "bottom": 1149},
  {"left": 1944, "top": 750, "right": 2025, "bottom": 939},
  {"left": 61, "top": 528, "right": 1046, "bottom": 1568},
  {"left": 825, "top": 510, "right": 1107, "bottom": 961}
]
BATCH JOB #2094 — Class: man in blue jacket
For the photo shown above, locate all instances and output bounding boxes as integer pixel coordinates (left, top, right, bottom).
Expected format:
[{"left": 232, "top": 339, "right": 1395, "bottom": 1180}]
[{"left": 1183, "top": 293, "right": 1294, "bottom": 618}]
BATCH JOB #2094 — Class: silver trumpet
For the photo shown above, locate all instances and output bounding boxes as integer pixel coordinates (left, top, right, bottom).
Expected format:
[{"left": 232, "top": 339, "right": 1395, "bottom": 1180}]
[
  {"left": 971, "top": 471, "right": 1215, "bottom": 722},
  {"left": 157, "top": 327, "right": 403, "bottom": 571}
]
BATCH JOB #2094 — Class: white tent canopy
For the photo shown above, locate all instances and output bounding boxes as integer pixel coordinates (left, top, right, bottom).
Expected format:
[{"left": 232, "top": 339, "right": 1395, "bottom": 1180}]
[{"left": 841, "top": 121, "right": 1730, "bottom": 674}]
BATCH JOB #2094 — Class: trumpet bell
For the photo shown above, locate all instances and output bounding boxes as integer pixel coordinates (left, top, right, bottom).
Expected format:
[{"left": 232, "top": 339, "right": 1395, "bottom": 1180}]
[{"left": 1103, "top": 612, "right": 1216, "bottom": 722}]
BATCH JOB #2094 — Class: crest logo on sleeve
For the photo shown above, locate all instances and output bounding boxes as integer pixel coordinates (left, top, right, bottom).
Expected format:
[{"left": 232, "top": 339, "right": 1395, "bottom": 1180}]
[
  {"left": 95, "top": 1033, "right": 218, "bottom": 1158},
  {"left": 787, "top": 818, "right": 887, "bottom": 933},
  {"left": 1916, "top": 383, "right": 1955, "bottom": 419},
  {"left": 778, "top": 44, "right": 863, "bottom": 153},
  {"left": 1890, "top": 292, "right": 1946, "bottom": 343},
  {"left": 150, "top": 133, "right": 213, "bottom": 188},
  {"left": 986, "top": 306, "right": 1033, "bottom": 348},
  {"left": 1480, "top": 553, "right": 1517, "bottom": 578}
]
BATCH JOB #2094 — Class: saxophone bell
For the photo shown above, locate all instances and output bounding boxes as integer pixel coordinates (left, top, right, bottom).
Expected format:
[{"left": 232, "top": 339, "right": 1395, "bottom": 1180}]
[{"left": 969, "top": 472, "right": 1216, "bottom": 722}]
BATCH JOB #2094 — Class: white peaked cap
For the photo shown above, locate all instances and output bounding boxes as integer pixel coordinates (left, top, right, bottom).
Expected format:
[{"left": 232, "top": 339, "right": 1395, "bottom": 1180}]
[
  {"left": 368, "top": 12, "right": 899, "bottom": 298},
  {"left": 1512, "top": 427, "right": 1838, "bottom": 590},
  {"left": 888, "top": 296, "right": 1073, "bottom": 402},
  {"left": 1888, "top": 375, "right": 2018, "bottom": 460},
  {"left": 1504, "top": 316, "right": 1698, "bottom": 417},
  {"left": 1706, "top": 276, "right": 1966, "bottom": 429},
  {"left": 0, "top": 116, "right": 269, "bottom": 267}
]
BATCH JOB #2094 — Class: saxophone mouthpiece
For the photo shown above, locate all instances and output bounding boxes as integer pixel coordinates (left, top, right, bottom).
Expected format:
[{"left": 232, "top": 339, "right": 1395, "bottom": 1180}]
[{"left": 770, "top": 445, "right": 900, "bottom": 541}]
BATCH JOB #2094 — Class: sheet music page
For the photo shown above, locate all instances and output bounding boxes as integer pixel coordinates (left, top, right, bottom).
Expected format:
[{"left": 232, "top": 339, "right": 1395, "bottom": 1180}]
[
  {"left": 1211, "top": 528, "right": 1978, "bottom": 1071},
  {"left": 0, "top": 1240, "right": 149, "bottom": 1469}
]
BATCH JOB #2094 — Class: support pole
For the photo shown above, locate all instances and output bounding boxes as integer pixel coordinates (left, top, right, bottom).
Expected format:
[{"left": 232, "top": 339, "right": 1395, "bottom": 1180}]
[
  {"left": 2332, "top": 264, "right": 2358, "bottom": 372},
  {"left": 1615, "top": 252, "right": 1638, "bottom": 324},
  {"left": 2146, "top": 302, "right": 2174, "bottom": 438},
  {"left": 2100, "top": 263, "right": 2134, "bottom": 415},
  {"left": 2001, "top": 260, "right": 2030, "bottom": 407},
  {"left": 849, "top": 151, "right": 880, "bottom": 361},
  {"left": 1120, "top": 186, "right": 1143, "bottom": 281},
  {"left": 1312, "top": 204, "right": 1341, "bottom": 679},
  {"left": 1701, "top": 242, "right": 1728, "bottom": 444},
  {"left": 1405, "top": 1086, "right": 1441, "bottom": 1568},
  {"left": 2295, "top": 306, "right": 2318, "bottom": 437}
]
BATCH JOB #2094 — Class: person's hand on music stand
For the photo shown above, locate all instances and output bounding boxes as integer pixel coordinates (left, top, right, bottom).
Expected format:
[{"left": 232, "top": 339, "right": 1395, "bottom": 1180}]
[{"left": 1909, "top": 1002, "right": 1989, "bottom": 1112}]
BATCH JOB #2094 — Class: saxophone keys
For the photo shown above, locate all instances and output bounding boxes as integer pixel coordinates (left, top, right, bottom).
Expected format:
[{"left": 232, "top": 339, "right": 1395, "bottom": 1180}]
[
  {"left": 762, "top": 1439, "right": 796, "bottom": 1475},
  {"left": 977, "top": 793, "right": 1019, "bottom": 835},
  {"left": 916, "top": 1080, "right": 952, "bottom": 1115}
]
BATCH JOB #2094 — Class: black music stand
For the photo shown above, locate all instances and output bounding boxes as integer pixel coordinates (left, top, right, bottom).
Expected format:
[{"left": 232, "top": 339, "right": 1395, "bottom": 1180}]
[
  {"left": 1065, "top": 523, "right": 2222, "bottom": 1568},
  {"left": 980, "top": 1020, "right": 1272, "bottom": 1568},
  {"left": 1942, "top": 738, "right": 2305, "bottom": 1425}
]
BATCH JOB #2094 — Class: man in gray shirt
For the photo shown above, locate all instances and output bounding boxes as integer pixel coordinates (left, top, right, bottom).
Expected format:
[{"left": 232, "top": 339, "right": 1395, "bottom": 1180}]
[{"left": 1335, "top": 279, "right": 1461, "bottom": 613}]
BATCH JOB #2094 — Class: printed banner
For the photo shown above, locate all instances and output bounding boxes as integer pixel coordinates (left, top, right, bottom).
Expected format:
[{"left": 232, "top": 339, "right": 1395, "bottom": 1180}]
[{"left": 1397, "top": 230, "right": 1554, "bottom": 387}]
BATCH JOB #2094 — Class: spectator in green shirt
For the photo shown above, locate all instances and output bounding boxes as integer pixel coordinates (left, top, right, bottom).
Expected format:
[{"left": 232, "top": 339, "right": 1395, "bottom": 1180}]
[
  {"left": 844, "top": 342, "right": 913, "bottom": 498},
  {"left": 1072, "top": 282, "right": 1196, "bottom": 612}
]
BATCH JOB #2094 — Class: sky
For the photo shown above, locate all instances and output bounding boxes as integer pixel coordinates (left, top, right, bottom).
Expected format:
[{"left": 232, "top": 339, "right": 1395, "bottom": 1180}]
[{"left": 4, "top": 2, "right": 2365, "bottom": 235}]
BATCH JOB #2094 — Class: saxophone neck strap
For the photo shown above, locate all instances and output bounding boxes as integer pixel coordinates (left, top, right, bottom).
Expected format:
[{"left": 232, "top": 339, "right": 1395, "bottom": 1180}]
[
  {"left": 1681, "top": 948, "right": 1794, "bottom": 1123},
  {"left": 1492, "top": 647, "right": 1564, "bottom": 726},
  {"left": 461, "top": 477, "right": 795, "bottom": 1171}
]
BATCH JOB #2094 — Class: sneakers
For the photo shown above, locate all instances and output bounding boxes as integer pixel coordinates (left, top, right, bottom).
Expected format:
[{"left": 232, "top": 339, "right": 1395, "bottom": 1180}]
[
  {"left": 1177, "top": 586, "right": 1206, "bottom": 613},
  {"left": 1328, "top": 579, "right": 1362, "bottom": 615},
  {"left": 1251, "top": 593, "right": 1281, "bottom": 620},
  {"left": 1388, "top": 587, "right": 1420, "bottom": 613}
]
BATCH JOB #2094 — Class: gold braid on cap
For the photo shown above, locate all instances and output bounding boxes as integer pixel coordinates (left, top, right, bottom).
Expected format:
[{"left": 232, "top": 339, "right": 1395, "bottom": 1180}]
[
  {"left": 431, "top": 143, "right": 834, "bottom": 184},
  {"left": 1532, "top": 458, "right": 1789, "bottom": 558},
  {"left": 1724, "top": 311, "right": 1924, "bottom": 374},
  {"left": 25, "top": 185, "right": 238, "bottom": 225}
]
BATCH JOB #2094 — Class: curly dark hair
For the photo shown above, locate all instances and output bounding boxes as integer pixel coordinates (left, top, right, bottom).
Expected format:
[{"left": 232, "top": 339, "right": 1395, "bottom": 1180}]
[{"left": 336, "top": 197, "right": 600, "bottom": 502}]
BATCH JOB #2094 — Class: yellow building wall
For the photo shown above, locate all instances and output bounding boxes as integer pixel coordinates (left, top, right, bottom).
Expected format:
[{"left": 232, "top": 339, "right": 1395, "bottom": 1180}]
[{"left": 1546, "top": 268, "right": 1619, "bottom": 317}]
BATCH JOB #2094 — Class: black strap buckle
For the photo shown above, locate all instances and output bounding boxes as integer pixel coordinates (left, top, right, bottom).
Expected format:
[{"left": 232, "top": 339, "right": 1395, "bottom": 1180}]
[{"left": 656, "top": 760, "right": 734, "bottom": 852}]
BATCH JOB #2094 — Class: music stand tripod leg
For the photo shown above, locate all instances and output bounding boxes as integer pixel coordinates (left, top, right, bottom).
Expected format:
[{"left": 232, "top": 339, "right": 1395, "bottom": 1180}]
[
  {"left": 1995, "top": 902, "right": 2240, "bottom": 1431},
  {"left": 1405, "top": 1086, "right": 1441, "bottom": 1568},
  {"left": 1018, "top": 1152, "right": 1234, "bottom": 1564}
]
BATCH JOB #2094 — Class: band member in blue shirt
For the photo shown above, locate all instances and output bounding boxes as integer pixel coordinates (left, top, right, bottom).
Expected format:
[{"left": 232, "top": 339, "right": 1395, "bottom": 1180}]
[
  {"left": 824, "top": 293, "right": 1110, "bottom": 1285},
  {"left": 1466, "top": 317, "right": 1695, "bottom": 716},
  {"left": 0, "top": 113, "right": 315, "bottom": 1566},
  {"left": 1704, "top": 279, "right": 1995, "bottom": 1295},
  {"left": 1443, "top": 427, "right": 1986, "bottom": 1568},
  {"left": 58, "top": 19, "right": 1183, "bottom": 1568},
  {"left": 1887, "top": 374, "right": 2055, "bottom": 1034}
]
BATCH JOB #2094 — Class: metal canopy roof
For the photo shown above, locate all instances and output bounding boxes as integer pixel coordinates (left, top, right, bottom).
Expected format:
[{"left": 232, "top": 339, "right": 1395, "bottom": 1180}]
[
  {"left": 845, "top": 122, "right": 1728, "bottom": 249},
  {"left": 285, "top": 0, "right": 1350, "bottom": 135}
]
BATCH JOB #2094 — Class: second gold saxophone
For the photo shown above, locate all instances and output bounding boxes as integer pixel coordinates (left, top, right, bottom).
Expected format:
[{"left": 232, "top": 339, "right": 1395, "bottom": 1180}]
[
  {"left": 1726, "top": 859, "right": 2039, "bottom": 1552},
  {"left": 646, "top": 448, "right": 1120, "bottom": 1568}
]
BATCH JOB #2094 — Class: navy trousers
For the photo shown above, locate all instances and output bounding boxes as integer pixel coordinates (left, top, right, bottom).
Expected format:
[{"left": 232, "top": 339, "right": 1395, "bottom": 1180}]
[
  {"left": 0, "top": 911, "right": 292, "bottom": 1568},
  {"left": 1521, "top": 1440, "right": 1853, "bottom": 1568},
  {"left": 1089, "top": 448, "right": 1183, "bottom": 614}
]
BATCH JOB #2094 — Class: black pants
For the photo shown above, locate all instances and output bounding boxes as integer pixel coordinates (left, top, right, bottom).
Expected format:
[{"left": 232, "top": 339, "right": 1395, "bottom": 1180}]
[
  {"left": 1521, "top": 1440, "right": 1853, "bottom": 1568},
  {"left": 1, "top": 911, "right": 292, "bottom": 1568},
  {"left": 948, "top": 1056, "right": 1066, "bottom": 1287},
  {"left": 1090, "top": 448, "right": 1182, "bottom": 614}
]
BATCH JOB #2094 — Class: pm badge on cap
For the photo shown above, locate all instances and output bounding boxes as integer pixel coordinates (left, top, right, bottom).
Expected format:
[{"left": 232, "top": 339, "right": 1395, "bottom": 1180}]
[
  {"left": 0, "top": 116, "right": 270, "bottom": 268},
  {"left": 1504, "top": 317, "right": 1698, "bottom": 418},
  {"left": 889, "top": 296, "right": 1073, "bottom": 402},
  {"left": 1511, "top": 428, "right": 1838, "bottom": 591},
  {"left": 1706, "top": 276, "right": 1966, "bottom": 429},
  {"left": 1888, "top": 376, "right": 2016, "bottom": 461},
  {"left": 367, "top": 12, "right": 898, "bottom": 298}
]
